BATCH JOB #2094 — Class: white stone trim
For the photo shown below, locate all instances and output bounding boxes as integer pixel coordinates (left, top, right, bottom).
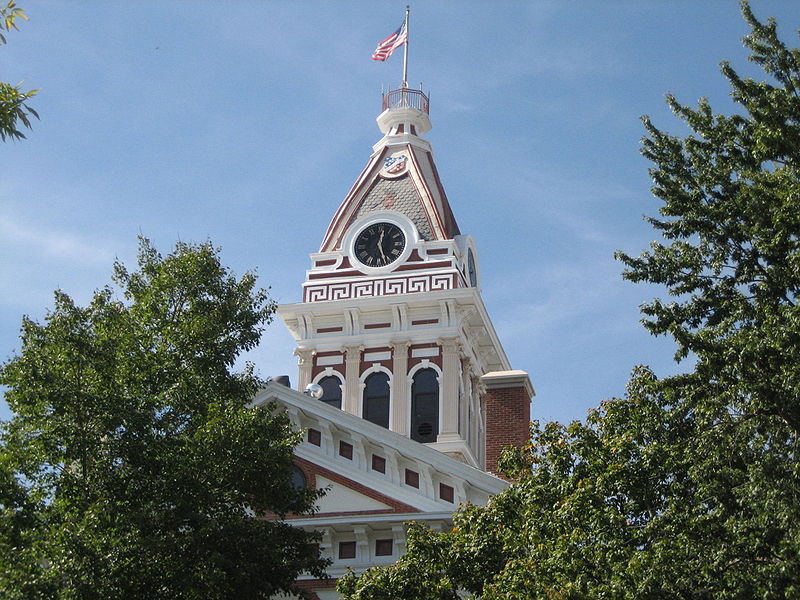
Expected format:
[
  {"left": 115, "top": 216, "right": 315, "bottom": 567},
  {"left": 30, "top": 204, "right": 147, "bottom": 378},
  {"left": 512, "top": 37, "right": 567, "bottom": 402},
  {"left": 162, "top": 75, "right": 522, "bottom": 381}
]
[
  {"left": 316, "top": 354, "right": 344, "bottom": 367},
  {"left": 411, "top": 346, "right": 439, "bottom": 358}
]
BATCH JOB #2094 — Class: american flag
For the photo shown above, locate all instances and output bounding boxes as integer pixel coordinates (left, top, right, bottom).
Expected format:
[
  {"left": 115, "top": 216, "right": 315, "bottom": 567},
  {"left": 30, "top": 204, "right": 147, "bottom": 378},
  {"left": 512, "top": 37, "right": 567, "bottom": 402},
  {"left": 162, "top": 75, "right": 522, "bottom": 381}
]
[{"left": 371, "top": 20, "right": 407, "bottom": 61}]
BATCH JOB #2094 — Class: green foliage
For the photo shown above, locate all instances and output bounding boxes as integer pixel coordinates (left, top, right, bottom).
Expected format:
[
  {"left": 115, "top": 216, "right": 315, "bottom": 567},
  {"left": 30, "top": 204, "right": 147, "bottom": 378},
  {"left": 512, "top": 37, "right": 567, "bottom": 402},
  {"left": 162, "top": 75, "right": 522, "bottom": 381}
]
[
  {"left": 0, "top": 238, "right": 328, "bottom": 599},
  {"left": 0, "top": 1, "right": 38, "bottom": 141},
  {"left": 0, "top": 0, "right": 27, "bottom": 45},
  {"left": 339, "top": 4, "right": 800, "bottom": 599}
]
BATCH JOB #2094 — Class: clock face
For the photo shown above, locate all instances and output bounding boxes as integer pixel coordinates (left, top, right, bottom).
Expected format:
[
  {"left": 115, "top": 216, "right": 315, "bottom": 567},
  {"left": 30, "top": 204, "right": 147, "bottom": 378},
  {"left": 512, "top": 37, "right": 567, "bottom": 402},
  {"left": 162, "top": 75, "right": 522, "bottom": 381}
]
[
  {"left": 354, "top": 222, "right": 406, "bottom": 268},
  {"left": 467, "top": 249, "right": 477, "bottom": 287}
]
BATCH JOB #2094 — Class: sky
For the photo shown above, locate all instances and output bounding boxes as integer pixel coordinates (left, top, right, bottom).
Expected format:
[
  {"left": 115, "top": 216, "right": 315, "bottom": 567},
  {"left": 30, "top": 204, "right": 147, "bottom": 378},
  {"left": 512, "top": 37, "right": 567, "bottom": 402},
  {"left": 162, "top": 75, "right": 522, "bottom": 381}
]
[{"left": 2, "top": 1, "right": 799, "bottom": 425}]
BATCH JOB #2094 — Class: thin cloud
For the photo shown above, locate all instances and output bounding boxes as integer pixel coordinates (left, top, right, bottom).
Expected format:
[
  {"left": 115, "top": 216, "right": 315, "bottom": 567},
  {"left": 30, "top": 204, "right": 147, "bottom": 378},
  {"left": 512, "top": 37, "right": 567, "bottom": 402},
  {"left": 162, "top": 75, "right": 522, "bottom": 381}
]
[{"left": 0, "top": 214, "right": 115, "bottom": 266}]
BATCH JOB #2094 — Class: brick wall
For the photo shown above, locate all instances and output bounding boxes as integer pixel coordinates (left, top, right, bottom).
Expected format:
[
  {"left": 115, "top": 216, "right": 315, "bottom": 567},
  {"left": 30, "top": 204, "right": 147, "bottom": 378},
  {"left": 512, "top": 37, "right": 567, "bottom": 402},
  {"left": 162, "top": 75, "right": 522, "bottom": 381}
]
[{"left": 481, "top": 371, "right": 533, "bottom": 478}]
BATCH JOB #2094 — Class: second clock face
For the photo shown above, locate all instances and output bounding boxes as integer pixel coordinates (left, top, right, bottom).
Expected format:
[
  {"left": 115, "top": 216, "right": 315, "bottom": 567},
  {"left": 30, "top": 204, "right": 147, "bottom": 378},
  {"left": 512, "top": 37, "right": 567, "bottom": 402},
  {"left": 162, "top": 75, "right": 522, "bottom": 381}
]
[
  {"left": 354, "top": 222, "right": 406, "bottom": 268},
  {"left": 467, "top": 248, "right": 477, "bottom": 287}
]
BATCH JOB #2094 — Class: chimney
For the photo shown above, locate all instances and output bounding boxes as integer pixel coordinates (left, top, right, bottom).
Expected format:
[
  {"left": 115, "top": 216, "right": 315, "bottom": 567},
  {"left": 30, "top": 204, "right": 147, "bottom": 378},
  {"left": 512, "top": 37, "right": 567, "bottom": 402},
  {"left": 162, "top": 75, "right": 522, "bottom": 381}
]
[
  {"left": 272, "top": 375, "right": 291, "bottom": 388},
  {"left": 481, "top": 370, "right": 534, "bottom": 477}
]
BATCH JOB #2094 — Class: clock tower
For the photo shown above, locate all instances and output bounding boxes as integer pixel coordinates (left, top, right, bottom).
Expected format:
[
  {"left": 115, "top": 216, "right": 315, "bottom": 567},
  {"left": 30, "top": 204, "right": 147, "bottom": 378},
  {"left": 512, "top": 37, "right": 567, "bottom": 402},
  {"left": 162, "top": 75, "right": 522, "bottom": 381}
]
[
  {"left": 277, "top": 87, "right": 533, "bottom": 471},
  {"left": 254, "top": 86, "right": 534, "bottom": 598}
]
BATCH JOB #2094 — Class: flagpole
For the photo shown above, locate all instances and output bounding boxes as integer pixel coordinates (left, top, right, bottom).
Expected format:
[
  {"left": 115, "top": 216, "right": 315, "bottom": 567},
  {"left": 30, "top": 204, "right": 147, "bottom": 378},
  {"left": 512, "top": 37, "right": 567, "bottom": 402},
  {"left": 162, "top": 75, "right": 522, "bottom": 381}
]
[{"left": 402, "top": 5, "right": 410, "bottom": 88}]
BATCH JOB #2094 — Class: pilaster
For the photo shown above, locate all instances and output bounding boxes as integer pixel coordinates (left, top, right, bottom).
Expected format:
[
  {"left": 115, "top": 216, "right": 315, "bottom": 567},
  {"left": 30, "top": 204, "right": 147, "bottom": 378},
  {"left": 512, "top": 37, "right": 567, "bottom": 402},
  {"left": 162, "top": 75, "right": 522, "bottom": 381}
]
[
  {"left": 438, "top": 337, "right": 462, "bottom": 442},
  {"left": 344, "top": 345, "right": 363, "bottom": 416},
  {"left": 295, "top": 348, "right": 314, "bottom": 391},
  {"left": 391, "top": 340, "right": 410, "bottom": 435}
]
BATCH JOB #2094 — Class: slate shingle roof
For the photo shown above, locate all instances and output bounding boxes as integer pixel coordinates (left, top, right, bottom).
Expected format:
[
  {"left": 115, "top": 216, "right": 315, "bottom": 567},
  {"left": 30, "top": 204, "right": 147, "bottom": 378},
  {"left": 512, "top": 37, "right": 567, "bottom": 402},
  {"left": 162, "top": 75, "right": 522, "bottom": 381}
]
[{"left": 351, "top": 175, "right": 433, "bottom": 241}]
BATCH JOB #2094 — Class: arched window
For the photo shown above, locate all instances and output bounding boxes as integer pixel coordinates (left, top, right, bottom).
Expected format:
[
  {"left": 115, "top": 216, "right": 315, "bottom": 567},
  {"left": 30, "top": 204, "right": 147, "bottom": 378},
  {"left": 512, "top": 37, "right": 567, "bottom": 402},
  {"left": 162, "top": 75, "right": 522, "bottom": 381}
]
[
  {"left": 362, "top": 372, "right": 390, "bottom": 429},
  {"left": 411, "top": 368, "right": 439, "bottom": 443},
  {"left": 290, "top": 465, "right": 307, "bottom": 490},
  {"left": 318, "top": 375, "right": 342, "bottom": 409}
]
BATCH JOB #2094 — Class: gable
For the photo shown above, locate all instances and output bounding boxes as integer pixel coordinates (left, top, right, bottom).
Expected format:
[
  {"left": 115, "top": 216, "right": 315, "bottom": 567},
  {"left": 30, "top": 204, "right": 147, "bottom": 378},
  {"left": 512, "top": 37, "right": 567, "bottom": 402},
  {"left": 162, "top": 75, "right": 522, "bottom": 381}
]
[
  {"left": 315, "top": 476, "right": 392, "bottom": 513},
  {"left": 347, "top": 175, "right": 434, "bottom": 241},
  {"left": 295, "top": 455, "right": 420, "bottom": 517},
  {"left": 319, "top": 144, "right": 460, "bottom": 253}
]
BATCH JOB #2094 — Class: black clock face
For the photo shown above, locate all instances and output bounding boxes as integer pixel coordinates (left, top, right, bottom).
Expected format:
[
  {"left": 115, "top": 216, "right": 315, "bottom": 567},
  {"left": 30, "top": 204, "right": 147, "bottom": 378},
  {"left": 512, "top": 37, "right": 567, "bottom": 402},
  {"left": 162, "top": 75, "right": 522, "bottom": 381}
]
[
  {"left": 354, "top": 222, "right": 406, "bottom": 267},
  {"left": 467, "top": 249, "right": 477, "bottom": 287}
]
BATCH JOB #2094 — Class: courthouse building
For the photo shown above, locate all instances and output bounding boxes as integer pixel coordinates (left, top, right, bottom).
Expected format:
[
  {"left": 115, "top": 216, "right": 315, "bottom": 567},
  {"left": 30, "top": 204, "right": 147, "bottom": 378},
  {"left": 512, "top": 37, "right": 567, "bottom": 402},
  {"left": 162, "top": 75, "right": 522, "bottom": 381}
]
[{"left": 253, "top": 85, "right": 534, "bottom": 600}]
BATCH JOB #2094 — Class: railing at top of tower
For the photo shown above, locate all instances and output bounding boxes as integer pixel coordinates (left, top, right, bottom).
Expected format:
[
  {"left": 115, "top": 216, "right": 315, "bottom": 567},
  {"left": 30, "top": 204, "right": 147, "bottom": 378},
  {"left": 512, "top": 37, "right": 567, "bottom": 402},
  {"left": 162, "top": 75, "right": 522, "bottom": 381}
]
[{"left": 382, "top": 87, "right": 429, "bottom": 115}]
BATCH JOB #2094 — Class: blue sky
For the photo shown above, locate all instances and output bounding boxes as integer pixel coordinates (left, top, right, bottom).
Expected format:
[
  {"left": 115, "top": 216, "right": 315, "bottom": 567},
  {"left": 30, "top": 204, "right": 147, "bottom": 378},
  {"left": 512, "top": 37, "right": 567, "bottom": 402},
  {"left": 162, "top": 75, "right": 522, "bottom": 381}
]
[{"left": 2, "top": 1, "right": 799, "bottom": 425}]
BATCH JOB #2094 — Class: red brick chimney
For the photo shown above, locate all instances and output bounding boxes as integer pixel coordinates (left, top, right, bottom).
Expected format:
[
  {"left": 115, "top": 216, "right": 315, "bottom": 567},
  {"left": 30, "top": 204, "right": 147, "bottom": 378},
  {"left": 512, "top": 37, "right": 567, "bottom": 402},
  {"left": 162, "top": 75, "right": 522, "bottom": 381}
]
[{"left": 481, "top": 370, "right": 534, "bottom": 477}]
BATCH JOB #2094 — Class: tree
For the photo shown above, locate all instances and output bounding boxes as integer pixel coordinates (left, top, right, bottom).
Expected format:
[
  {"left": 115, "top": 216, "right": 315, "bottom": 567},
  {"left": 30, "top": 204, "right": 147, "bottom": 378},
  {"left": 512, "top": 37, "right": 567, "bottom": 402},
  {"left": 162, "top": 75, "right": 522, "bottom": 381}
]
[
  {"left": 338, "top": 4, "right": 800, "bottom": 599},
  {"left": 0, "top": 238, "right": 328, "bottom": 599},
  {"left": 0, "top": 1, "right": 38, "bottom": 141}
]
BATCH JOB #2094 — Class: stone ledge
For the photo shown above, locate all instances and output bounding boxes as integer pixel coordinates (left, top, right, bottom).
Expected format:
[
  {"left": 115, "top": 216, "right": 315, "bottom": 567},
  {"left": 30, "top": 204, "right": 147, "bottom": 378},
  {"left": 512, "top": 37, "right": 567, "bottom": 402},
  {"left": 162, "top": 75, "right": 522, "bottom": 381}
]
[{"left": 480, "top": 370, "right": 535, "bottom": 397}]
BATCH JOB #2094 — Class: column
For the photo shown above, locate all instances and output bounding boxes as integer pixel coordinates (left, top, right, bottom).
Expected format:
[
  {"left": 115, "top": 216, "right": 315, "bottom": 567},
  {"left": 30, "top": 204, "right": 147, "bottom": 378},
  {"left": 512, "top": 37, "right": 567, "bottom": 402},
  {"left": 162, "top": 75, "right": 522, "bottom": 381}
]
[
  {"left": 295, "top": 348, "right": 314, "bottom": 391},
  {"left": 344, "top": 345, "right": 362, "bottom": 416},
  {"left": 437, "top": 337, "right": 462, "bottom": 442},
  {"left": 391, "top": 340, "right": 410, "bottom": 435}
]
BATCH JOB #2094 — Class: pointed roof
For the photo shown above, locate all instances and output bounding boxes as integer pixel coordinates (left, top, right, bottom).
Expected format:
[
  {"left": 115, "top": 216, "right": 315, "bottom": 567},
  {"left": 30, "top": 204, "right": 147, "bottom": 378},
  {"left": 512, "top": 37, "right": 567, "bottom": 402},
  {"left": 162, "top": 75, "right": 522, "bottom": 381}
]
[{"left": 319, "top": 88, "right": 460, "bottom": 252}]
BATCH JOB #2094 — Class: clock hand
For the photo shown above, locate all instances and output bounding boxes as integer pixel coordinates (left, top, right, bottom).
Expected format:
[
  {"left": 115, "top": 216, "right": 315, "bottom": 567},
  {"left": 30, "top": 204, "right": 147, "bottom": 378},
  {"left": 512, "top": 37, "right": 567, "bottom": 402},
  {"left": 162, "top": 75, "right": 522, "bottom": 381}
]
[{"left": 378, "top": 229, "right": 387, "bottom": 260}]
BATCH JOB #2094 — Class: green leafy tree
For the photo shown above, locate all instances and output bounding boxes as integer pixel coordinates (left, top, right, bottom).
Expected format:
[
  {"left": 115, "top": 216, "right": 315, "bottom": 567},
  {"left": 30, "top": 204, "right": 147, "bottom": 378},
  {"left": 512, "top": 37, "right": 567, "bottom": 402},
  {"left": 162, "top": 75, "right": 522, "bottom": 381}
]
[
  {"left": 0, "top": 1, "right": 38, "bottom": 141},
  {"left": 0, "top": 238, "right": 328, "bottom": 599},
  {"left": 338, "top": 4, "right": 800, "bottom": 599}
]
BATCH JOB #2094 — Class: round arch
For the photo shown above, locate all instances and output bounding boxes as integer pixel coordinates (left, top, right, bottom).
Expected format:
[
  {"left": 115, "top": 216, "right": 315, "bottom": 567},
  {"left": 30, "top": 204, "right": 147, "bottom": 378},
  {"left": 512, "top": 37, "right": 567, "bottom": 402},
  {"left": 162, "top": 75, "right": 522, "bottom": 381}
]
[
  {"left": 313, "top": 369, "right": 344, "bottom": 410},
  {"left": 408, "top": 361, "right": 442, "bottom": 444},
  {"left": 359, "top": 365, "right": 393, "bottom": 430}
]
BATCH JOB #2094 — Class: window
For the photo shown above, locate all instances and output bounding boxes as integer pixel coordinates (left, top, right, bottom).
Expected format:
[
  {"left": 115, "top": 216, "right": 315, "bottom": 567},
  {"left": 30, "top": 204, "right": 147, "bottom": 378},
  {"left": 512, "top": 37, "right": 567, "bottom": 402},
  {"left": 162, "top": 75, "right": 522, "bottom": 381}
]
[
  {"left": 375, "top": 539, "right": 393, "bottom": 556},
  {"left": 339, "top": 441, "right": 353, "bottom": 460},
  {"left": 371, "top": 454, "right": 386, "bottom": 473},
  {"left": 439, "top": 483, "right": 454, "bottom": 503},
  {"left": 318, "top": 375, "right": 343, "bottom": 409},
  {"left": 291, "top": 466, "right": 307, "bottom": 490},
  {"left": 405, "top": 468, "right": 419, "bottom": 488},
  {"left": 363, "top": 372, "right": 390, "bottom": 429},
  {"left": 411, "top": 368, "right": 439, "bottom": 443},
  {"left": 339, "top": 541, "right": 356, "bottom": 559},
  {"left": 307, "top": 428, "right": 321, "bottom": 446}
]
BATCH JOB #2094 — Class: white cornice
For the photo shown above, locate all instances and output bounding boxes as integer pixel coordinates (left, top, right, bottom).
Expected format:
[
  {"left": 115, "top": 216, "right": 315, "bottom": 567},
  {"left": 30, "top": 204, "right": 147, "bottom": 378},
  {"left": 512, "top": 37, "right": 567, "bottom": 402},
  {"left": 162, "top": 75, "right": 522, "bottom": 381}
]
[
  {"left": 253, "top": 382, "right": 508, "bottom": 497},
  {"left": 288, "top": 511, "right": 454, "bottom": 529},
  {"left": 277, "top": 287, "right": 511, "bottom": 372}
]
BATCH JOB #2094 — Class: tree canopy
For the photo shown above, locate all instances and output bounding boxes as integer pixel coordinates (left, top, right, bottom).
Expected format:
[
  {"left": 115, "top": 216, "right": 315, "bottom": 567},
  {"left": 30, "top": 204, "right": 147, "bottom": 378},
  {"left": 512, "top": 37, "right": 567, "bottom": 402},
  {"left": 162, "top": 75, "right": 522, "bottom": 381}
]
[
  {"left": 338, "top": 4, "right": 800, "bottom": 599},
  {"left": 0, "top": 238, "right": 327, "bottom": 599},
  {"left": 0, "top": 1, "right": 38, "bottom": 141}
]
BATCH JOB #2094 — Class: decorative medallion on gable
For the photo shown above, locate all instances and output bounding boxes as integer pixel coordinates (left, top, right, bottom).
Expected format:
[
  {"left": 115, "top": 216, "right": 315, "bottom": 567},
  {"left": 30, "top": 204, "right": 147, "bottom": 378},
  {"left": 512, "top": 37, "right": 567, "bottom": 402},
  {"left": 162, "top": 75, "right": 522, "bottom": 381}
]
[
  {"left": 379, "top": 150, "right": 409, "bottom": 179},
  {"left": 348, "top": 175, "right": 433, "bottom": 241}
]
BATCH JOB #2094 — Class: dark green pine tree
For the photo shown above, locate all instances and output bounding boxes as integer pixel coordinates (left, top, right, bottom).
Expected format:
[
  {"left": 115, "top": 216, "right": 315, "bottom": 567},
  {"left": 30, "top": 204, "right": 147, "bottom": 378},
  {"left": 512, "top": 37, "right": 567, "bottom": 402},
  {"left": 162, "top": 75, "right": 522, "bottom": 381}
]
[{"left": 0, "top": 239, "right": 328, "bottom": 599}]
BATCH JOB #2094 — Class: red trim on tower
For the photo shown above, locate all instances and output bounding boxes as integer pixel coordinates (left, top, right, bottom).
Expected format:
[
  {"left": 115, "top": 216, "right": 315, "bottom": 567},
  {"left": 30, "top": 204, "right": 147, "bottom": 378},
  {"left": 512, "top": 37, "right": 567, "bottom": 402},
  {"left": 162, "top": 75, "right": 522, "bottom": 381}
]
[
  {"left": 308, "top": 270, "right": 363, "bottom": 280},
  {"left": 408, "top": 146, "right": 448, "bottom": 240},
  {"left": 425, "top": 150, "right": 461, "bottom": 237},
  {"left": 396, "top": 260, "right": 452, "bottom": 272}
]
